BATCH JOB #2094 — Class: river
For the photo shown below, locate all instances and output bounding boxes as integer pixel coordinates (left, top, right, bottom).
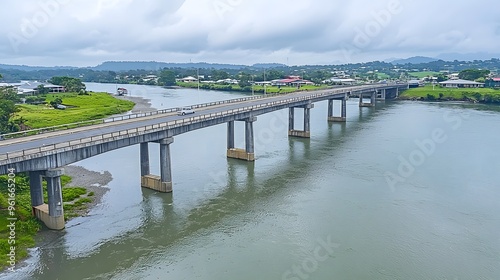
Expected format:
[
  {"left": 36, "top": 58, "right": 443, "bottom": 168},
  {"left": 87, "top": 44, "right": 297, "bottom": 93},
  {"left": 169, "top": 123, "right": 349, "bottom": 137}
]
[{"left": 2, "top": 83, "right": 499, "bottom": 279}]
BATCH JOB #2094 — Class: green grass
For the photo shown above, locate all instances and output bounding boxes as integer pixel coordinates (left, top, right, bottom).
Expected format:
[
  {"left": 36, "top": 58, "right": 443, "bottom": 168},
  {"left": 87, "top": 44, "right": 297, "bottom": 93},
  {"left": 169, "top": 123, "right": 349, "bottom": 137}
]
[
  {"left": 400, "top": 85, "right": 500, "bottom": 102},
  {"left": 0, "top": 173, "right": 95, "bottom": 271},
  {"left": 62, "top": 187, "right": 87, "bottom": 202},
  {"left": 408, "top": 71, "right": 441, "bottom": 79},
  {"left": 13, "top": 92, "right": 134, "bottom": 129},
  {"left": 377, "top": 73, "right": 391, "bottom": 79}
]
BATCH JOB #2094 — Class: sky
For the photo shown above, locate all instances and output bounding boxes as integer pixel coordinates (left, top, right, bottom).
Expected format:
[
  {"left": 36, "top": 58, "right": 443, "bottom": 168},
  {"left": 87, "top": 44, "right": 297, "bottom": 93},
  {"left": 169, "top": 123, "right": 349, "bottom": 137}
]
[{"left": 0, "top": 0, "right": 499, "bottom": 67}]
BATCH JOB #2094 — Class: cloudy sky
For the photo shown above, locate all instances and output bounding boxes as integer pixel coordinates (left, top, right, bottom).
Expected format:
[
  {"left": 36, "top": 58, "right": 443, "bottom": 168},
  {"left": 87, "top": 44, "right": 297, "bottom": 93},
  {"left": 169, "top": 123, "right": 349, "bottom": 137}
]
[{"left": 0, "top": 0, "right": 499, "bottom": 67}]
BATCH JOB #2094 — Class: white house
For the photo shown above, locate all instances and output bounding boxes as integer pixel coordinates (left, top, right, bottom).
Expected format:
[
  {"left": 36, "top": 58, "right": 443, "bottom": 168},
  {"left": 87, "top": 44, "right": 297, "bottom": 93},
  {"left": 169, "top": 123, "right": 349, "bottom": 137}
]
[
  {"left": 439, "top": 79, "right": 484, "bottom": 88},
  {"left": 179, "top": 76, "right": 198, "bottom": 83}
]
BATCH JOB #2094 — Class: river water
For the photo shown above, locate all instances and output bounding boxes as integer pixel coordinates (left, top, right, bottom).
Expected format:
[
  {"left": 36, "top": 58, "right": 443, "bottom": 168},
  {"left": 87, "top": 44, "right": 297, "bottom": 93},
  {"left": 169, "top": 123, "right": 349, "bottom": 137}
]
[{"left": 2, "top": 83, "right": 499, "bottom": 279}]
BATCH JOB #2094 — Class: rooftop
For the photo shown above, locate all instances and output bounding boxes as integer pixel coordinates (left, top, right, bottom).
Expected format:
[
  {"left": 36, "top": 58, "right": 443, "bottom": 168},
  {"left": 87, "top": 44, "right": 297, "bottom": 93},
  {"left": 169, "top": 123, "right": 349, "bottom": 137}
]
[{"left": 439, "top": 79, "right": 484, "bottom": 85}]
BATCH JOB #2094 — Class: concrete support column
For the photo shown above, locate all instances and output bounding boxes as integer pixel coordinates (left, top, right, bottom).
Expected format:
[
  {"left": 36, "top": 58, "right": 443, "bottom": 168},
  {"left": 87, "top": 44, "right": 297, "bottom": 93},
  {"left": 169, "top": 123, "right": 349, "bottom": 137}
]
[
  {"left": 32, "top": 169, "right": 65, "bottom": 230},
  {"left": 227, "top": 121, "right": 235, "bottom": 149},
  {"left": 142, "top": 138, "right": 174, "bottom": 193},
  {"left": 159, "top": 137, "right": 174, "bottom": 192},
  {"left": 46, "top": 169, "right": 64, "bottom": 218},
  {"left": 140, "top": 142, "right": 150, "bottom": 177},
  {"left": 227, "top": 117, "right": 256, "bottom": 161},
  {"left": 288, "top": 107, "right": 295, "bottom": 131},
  {"left": 328, "top": 98, "right": 347, "bottom": 122},
  {"left": 327, "top": 99, "right": 334, "bottom": 119},
  {"left": 245, "top": 118, "right": 255, "bottom": 154},
  {"left": 29, "top": 171, "right": 44, "bottom": 208},
  {"left": 304, "top": 106, "right": 311, "bottom": 133},
  {"left": 360, "top": 92, "right": 375, "bottom": 107},
  {"left": 289, "top": 104, "right": 313, "bottom": 138}
]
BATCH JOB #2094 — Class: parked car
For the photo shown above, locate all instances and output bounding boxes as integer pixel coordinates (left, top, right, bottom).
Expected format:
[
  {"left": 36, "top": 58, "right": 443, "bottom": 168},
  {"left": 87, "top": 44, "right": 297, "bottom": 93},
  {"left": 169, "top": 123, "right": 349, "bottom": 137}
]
[{"left": 177, "top": 107, "right": 195, "bottom": 116}]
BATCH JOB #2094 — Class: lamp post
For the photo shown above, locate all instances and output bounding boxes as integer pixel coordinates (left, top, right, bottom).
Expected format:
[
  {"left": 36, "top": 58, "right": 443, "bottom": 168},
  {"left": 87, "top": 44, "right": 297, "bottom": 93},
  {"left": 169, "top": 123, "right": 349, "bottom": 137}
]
[{"left": 264, "top": 69, "right": 267, "bottom": 96}]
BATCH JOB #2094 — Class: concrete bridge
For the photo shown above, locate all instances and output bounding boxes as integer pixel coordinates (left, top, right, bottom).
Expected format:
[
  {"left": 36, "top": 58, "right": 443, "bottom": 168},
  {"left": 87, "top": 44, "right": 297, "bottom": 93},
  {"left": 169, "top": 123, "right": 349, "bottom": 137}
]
[{"left": 0, "top": 83, "right": 407, "bottom": 229}]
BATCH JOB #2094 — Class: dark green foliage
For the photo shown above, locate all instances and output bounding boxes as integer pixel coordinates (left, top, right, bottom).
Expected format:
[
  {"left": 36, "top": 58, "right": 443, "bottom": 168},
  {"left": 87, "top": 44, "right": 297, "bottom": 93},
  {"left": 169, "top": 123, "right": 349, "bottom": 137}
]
[
  {"left": 49, "top": 97, "right": 63, "bottom": 108},
  {"left": 458, "top": 69, "right": 490, "bottom": 81},
  {"left": 48, "top": 76, "right": 86, "bottom": 92},
  {"left": 158, "top": 70, "right": 176, "bottom": 86},
  {"left": 62, "top": 187, "right": 87, "bottom": 201}
]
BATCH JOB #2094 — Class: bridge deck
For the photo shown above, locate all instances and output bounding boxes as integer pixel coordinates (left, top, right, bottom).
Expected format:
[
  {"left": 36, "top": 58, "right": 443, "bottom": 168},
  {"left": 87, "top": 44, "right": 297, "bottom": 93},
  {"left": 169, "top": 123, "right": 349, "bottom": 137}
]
[{"left": 0, "top": 84, "right": 407, "bottom": 173}]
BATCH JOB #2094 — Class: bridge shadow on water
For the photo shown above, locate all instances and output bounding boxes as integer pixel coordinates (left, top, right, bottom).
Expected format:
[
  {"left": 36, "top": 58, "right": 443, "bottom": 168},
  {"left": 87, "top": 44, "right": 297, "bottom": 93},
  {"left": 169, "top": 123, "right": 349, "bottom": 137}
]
[{"left": 24, "top": 101, "right": 398, "bottom": 279}]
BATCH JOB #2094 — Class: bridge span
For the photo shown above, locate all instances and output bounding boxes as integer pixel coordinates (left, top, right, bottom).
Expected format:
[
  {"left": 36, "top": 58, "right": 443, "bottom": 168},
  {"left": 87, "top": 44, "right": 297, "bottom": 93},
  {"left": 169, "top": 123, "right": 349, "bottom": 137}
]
[{"left": 0, "top": 83, "right": 407, "bottom": 229}]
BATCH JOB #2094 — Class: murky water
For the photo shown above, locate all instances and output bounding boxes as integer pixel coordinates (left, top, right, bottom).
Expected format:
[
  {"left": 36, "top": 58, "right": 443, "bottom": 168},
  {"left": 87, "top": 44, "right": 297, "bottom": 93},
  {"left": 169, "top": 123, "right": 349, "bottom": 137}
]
[{"left": 2, "top": 84, "right": 499, "bottom": 279}]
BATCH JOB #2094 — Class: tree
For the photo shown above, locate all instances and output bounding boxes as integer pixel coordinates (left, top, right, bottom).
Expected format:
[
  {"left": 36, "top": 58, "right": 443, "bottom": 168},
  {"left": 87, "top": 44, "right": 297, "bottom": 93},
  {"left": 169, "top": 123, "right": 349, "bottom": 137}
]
[
  {"left": 48, "top": 76, "right": 86, "bottom": 92},
  {"left": 0, "top": 88, "right": 20, "bottom": 133},
  {"left": 211, "top": 70, "right": 229, "bottom": 81},
  {"left": 238, "top": 72, "right": 252, "bottom": 88},
  {"left": 458, "top": 69, "right": 490, "bottom": 81},
  {"left": 158, "top": 70, "right": 177, "bottom": 86},
  {"left": 49, "top": 97, "right": 63, "bottom": 109},
  {"left": 37, "top": 84, "right": 50, "bottom": 95}
]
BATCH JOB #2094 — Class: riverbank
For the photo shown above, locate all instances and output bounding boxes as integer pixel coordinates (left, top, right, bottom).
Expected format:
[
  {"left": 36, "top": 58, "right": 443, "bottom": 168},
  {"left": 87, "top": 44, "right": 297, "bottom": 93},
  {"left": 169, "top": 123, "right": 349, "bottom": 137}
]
[
  {"left": 177, "top": 82, "right": 328, "bottom": 94},
  {"left": 63, "top": 166, "right": 113, "bottom": 217},
  {"left": 399, "top": 85, "right": 500, "bottom": 103},
  {"left": 12, "top": 92, "right": 135, "bottom": 129},
  {"left": 115, "top": 95, "right": 156, "bottom": 113},
  {"left": 0, "top": 165, "right": 113, "bottom": 271}
]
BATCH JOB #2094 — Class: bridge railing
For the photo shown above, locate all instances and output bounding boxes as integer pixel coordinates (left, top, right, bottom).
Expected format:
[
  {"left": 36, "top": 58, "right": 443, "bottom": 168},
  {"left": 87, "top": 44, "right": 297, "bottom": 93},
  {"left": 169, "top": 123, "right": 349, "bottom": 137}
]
[
  {"left": 0, "top": 84, "right": 406, "bottom": 163},
  {"left": 0, "top": 92, "right": 286, "bottom": 140}
]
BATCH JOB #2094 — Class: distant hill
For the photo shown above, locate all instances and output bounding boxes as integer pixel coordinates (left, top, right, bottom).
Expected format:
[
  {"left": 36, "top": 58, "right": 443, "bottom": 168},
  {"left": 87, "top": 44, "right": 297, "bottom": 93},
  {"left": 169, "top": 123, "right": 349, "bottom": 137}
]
[
  {"left": 252, "top": 63, "right": 287, "bottom": 68},
  {"left": 391, "top": 56, "right": 438, "bottom": 65},
  {"left": 0, "top": 64, "right": 77, "bottom": 72},
  {"left": 436, "top": 52, "right": 500, "bottom": 62},
  {"left": 92, "top": 61, "right": 249, "bottom": 71}
]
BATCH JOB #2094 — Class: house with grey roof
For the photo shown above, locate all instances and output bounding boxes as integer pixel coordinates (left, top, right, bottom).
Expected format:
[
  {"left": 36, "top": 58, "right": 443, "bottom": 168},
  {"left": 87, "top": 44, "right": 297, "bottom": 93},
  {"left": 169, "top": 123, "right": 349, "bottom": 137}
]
[{"left": 439, "top": 79, "right": 484, "bottom": 88}]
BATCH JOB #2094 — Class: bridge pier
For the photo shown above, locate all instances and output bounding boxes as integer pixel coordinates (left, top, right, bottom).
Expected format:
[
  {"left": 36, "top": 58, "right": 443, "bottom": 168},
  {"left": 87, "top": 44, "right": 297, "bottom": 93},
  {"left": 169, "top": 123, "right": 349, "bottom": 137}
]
[
  {"left": 359, "top": 91, "right": 376, "bottom": 107},
  {"left": 140, "top": 142, "right": 150, "bottom": 177},
  {"left": 328, "top": 97, "right": 347, "bottom": 122},
  {"left": 30, "top": 169, "right": 65, "bottom": 230},
  {"left": 227, "top": 117, "right": 256, "bottom": 161},
  {"left": 376, "top": 89, "right": 386, "bottom": 101},
  {"left": 289, "top": 103, "right": 314, "bottom": 138},
  {"left": 141, "top": 138, "right": 174, "bottom": 193},
  {"left": 29, "top": 171, "right": 44, "bottom": 209}
]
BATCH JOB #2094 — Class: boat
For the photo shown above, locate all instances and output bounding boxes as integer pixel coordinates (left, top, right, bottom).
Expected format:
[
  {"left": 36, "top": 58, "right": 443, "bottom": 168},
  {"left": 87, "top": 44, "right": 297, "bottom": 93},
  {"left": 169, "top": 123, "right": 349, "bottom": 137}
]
[{"left": 117, "top": 87, "right": 128, "bottom": 96}]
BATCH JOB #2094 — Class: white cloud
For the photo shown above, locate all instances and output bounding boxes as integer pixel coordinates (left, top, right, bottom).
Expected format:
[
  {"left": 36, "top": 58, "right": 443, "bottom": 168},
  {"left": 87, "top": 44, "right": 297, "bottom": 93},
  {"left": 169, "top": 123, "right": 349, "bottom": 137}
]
[{"left": 0, "top": 0, "right": 498, "bottom": 66}]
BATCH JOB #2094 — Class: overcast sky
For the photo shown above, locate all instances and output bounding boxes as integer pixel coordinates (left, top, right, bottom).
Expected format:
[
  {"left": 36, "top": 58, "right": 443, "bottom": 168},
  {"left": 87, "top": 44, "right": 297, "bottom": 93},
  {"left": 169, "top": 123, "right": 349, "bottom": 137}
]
[{"left": 0, "top": 0, "right": 498, "bottom": 67}]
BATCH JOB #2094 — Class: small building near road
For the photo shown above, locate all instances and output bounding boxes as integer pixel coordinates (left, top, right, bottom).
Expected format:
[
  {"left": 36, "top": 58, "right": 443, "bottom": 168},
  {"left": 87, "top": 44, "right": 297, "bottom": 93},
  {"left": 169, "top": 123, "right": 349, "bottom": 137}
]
[{"left": 439, "top": 79, "right": 484, "bottom": 88}]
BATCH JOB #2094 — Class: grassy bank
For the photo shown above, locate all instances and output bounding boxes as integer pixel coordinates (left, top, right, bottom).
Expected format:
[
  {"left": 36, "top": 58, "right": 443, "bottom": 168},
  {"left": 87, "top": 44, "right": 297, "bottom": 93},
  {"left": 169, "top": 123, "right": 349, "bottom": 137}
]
[
  {"left": 177, "top": 82, "right": 328, "bottom": 94},
  {"left": 400, "top": 85, "right": 500, "bottom": 103},
  {"left": 13, "top": 92, "right": 135, "bottom": 129},
  {"left": 409, "top": 71, "right": 440, "bottom": 79},
  {"left": 0, "top": 173, "right": 94, "bottom": 271}
]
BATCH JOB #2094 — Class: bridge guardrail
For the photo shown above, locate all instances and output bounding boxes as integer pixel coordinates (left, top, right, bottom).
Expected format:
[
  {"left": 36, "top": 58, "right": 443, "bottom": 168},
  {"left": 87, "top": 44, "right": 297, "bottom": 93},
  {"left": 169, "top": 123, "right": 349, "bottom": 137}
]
[
  {"left": 0, "top": 84, "right": 406, "bottom": 163},
  {"left": 0, "top": 92, "right": 284, "bottom": 140}
]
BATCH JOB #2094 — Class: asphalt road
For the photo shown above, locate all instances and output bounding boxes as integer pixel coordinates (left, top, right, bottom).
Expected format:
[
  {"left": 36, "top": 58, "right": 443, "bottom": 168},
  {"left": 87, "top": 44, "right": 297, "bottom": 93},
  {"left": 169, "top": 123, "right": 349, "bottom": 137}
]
[{"left": 0, "top": 85, "right": 382, "bottom": 156}]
